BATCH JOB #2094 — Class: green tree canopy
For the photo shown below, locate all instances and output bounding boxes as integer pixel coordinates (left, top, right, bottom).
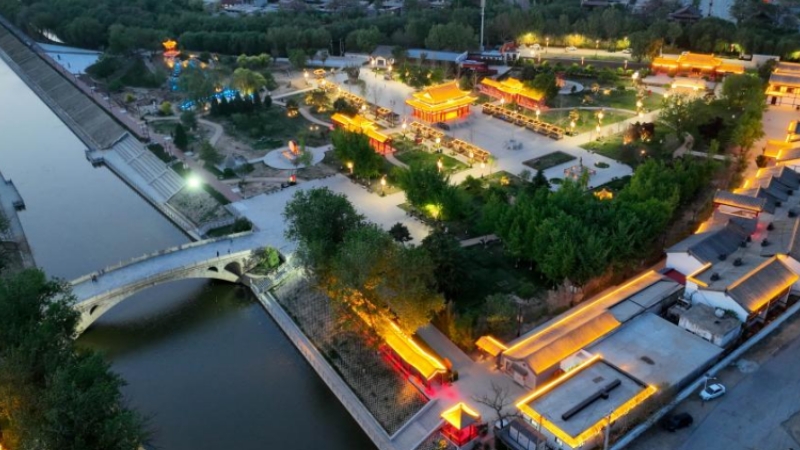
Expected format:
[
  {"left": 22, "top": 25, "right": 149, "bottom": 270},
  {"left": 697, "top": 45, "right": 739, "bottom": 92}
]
[{"left": 331, "top": 129, "right": 384, "bottom": 179}]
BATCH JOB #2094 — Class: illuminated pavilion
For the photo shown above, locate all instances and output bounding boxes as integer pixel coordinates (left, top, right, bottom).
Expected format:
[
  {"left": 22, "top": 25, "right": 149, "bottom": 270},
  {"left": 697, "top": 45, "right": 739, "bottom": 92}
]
[
  {"left": 651, "top": 52, "right": 744, "bottom": 80},
  {"left": 479, "top": 78, "right": 545, "bottom": 110},
  {"left": 330, "top": 113, "right": 393, "bottom": 154},
  {"left": 162, "top": 39, "right": 180, "bottom": 58},
  {"left": 405, "top": 81, "right": 477, "bottom": 123},
  {"left": 440, "top": 403, "right": 482, "bottom": 447},
  {"left": 381, "top": 322, "right": 447, "bottom": 386},
  {"left": 766, "top": 62, "right": 800, "bottom": 107}
]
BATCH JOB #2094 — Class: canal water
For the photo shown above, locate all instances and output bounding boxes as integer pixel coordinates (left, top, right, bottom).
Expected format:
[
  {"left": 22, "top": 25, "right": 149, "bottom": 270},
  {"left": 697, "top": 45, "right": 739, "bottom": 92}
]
[{"left": 0, "top": 58, "right": 375, "bottom": 449}]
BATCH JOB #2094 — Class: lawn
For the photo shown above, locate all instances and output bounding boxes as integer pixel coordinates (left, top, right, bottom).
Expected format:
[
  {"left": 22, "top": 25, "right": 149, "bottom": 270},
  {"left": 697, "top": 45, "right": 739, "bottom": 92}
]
[
  {"left": 523, "top": 151, "right": 576, "bottom": 171},
  {"left": 393, "top": 141, "right": 468, "bottom": 175},
  {"left": 539, "top": 109, "right": 632, "bottom": 134},
  {"left": 553, "top": 86, "right": 663, "bottom": 111},
  {"left": 581, "top": 125, "right": 679, "bottom": 167}
]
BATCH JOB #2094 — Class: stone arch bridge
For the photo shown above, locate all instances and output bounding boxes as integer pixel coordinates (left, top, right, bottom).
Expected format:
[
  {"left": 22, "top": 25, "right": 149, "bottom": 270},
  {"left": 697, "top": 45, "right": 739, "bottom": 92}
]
[{"left": 70, "top": 231, "right": 276, "bottom": 334}]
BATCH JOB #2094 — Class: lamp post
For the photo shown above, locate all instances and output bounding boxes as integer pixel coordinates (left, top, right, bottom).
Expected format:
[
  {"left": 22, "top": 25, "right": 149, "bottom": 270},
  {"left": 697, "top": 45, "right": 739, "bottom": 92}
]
[
  {"left": 480, "top": 161, "right": 486, "bottom": 178},
  {"left": 570, "top": 120, "right": 576, "bottom": 136},
  {"left": 347, "top": 161, "right": 354, "bottom": 175},
  {"left": 595, "top": 124, "right": 601, "bottom": 141},
  {"left": 597, "top": 109, "right": 604, "bottom": 124},
  {"left": 435, "top": 136, "right": 441, "bottom": 153},
  {"left": 595, "top": 39, "right": 599, "bottom": 57},
  {"left": 380, "top": 176, "right": 386, "bottom": 194},
  {"left": 545, "top": 37, "right": 549, "bottom": 54},
  {"left": 303, "top": 70, "right": 309, "bottom": 86},
  {"left": 624, "top": 59, "right": 628, "bottom": 70},
  {"left": 437, "top": 158, "right": 443, "bottom": 173},
  {"left": 401, "top": 120, "right": 407, "bottom": 138},
  {"left": 469, "top": 150, "right": 474, "bottom": 168},
  {"left": 535, "top": 107, "right": 541, "bottom": 121}
]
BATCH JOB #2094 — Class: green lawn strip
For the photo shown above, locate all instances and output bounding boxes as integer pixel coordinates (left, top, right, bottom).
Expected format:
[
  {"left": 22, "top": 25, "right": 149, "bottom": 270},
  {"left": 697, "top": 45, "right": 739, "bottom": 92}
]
[
  {"left": 394, "top": 149, "right": 468, "bottom": 174},
  {"left": 581, "top": 126, "right": 678, "bottom": 167},
  {"left": 223, "top": 107, "right": 329, "bottom": 150},
  {"left": 523, "top": 151, "right": 576, "bottom": 171},
  {"left": 539, "top": 109, "right": 632, "bottom": 134}
]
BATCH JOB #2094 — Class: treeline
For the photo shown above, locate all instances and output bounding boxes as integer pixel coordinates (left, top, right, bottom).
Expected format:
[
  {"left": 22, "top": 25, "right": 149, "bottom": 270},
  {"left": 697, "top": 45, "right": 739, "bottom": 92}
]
[
  {"left": 0, "top": 269, "right": 146, "bottom": 450},
  {"left": 484, "top": 158, "right": 716, "bottom": 288},
  {"left": 2, "top": 0, "right": 798, "bottom": 60},
  {"left": 209, "top": 93, "right": 270, "bottom": 117}
]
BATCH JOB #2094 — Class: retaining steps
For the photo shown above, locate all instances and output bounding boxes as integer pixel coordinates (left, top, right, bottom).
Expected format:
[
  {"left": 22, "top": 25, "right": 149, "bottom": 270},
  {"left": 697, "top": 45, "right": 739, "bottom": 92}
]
[
  {"left": 111, "top": 136, "right": 185, "bottom": 201},
  {"left": 0, "top": 24, "right": 125, "bottom": 149}
]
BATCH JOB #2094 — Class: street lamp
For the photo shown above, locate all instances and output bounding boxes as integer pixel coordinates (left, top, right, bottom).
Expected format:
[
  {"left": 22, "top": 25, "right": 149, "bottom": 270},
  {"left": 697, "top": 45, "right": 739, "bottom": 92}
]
[
  {"left": 187, "top": 173, "right": 202, "bottom": 189},
  {"left": 347, "top": 161, "right": 354, "bottom": 174}
]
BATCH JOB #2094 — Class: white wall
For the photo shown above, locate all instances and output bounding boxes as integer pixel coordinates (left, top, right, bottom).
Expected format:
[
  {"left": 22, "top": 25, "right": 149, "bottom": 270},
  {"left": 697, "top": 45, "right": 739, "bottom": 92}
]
[
  {"left": 780, "top": 256, "right": 800, "bottom": 293},
  {"left": 666, "top": 252, "right": 705, "bottom": 277},
  {"left": 691, "top": 290, "right": 749, "bottom": 322}
]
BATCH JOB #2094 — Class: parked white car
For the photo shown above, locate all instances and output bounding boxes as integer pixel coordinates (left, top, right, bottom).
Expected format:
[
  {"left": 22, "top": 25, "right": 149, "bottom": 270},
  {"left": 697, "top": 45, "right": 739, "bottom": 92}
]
[
  {"left": 700, "top": 383, "right": 726, "bottom": 401},
  {"left": 621, "top": 48, "right": 632, "bottom": 54},
  {"left": 566, "top": 46, "right": 578, "bottom": 52},
  {"left": 531, "top": 44, "right": 541, "bottom": 51}
]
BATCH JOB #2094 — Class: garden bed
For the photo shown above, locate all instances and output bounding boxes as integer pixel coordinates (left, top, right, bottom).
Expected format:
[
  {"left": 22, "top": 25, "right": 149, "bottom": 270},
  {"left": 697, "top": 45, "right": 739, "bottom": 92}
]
[
  {"left": 167, "top": 185, "right": 232, "bottom": 226},
  {"left": 272, "top": 274, "right": 428, "bottom": 434},
  {"left": 394, "top": 149, "right": 468, "bottom": 174},
  {"left": 523, "top": 152, "right": 576, "bottom": 171}
]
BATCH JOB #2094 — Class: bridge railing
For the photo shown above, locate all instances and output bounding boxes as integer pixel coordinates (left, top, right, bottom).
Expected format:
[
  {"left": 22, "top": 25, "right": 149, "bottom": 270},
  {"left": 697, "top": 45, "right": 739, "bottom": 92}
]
[{"left": 70, "top": 231, "right": 258, "bottom": 285}]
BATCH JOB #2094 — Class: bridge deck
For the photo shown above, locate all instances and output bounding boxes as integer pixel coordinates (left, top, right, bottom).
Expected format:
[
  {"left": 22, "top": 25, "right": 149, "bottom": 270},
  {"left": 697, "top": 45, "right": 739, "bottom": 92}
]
[{"left": 70, "top": 231, "right": 267, "bottom": 303}]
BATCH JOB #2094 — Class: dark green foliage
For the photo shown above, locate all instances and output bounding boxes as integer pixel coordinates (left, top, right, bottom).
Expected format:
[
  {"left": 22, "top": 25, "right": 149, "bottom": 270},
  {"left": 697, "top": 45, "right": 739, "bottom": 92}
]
[
  {"left": 173, "top": 124, "right": 188, "bottom": 150},
  {"left": 421, "top": 230, "right": 470, "bottom": 302},
  {"left": 331, "top": 129, "right": 385, "bottom": 180},
  {"left": 333, "top": 98, "right": 358, "bottom": 116},
  {"left": 388, "top": 222, "right": 413, "bottom": 243},
  {"left": 396, "top": 162, "right": 467, "bottom": 221},
  {"left": 0, "top": 269, "right": 146, "bottom": 449}
]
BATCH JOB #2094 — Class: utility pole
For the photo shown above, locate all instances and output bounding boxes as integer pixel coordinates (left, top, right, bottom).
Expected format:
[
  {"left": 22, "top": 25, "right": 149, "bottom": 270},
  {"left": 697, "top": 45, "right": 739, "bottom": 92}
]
[{"left": 480, "top": 0, "right": 486, "bottom": 52}]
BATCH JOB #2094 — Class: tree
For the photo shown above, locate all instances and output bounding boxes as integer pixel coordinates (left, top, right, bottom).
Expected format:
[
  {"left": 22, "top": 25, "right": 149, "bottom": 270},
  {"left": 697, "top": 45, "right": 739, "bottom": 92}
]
[
  {"left": 159, "top": 101, "right": 173, "bottom": 116},
  {"left": 483, "top": 293, "right": 516, "bottom": 336},
  {"left": 231, "top": 68, "right": 267, "bottom": 95},
  {"left": 425, "top": 22, "right": 477, "bottom": 52},
  {"left": 473, "top": 382, "right": 514, "bottom": 424},
  {"left": 0, "top": 269, "right": 146, "bottom": 449},
  {"left": 288, "top": 49, "right": 307, "bottom": 70},
  {"left": 178, "top": 66, "right": 217, "bottom": 102},
  {"left": 283, "top": 187, "right": 365, "bottom": 272},
  {"left": 199, "top": 140, "right": 222, "bottom": 164},
  {"left": 528, "top": 72, "right": 559, "bottom": 105},
  {"left": 180, "top": 110, "right": 198, "bottom": 130},
  {"left": 305, "top": 89, "right": 330, "bottom": 113},
  {"left": 421, "top": 230, "right": 469, "bottom": 302},
  {"left": 389, "top": 222, "right": 413, "bottom": 243},
  {"left": 721, "top": 74, "right": 766, "bottom": 111},
  {"left": 173, "top": 123, "right": 189, "bottom": 150},
  {"left": 331, "top": 129, "right": 384, "bottom": 180},
  {"left": 629, "top": 31, "right": 656, "bottom": 63}
]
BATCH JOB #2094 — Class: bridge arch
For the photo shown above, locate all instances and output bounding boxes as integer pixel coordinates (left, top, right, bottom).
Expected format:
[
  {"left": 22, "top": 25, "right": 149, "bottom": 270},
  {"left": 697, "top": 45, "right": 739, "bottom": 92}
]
[{"left": 71, "top": 249, "right": 259, "bottom": 334}]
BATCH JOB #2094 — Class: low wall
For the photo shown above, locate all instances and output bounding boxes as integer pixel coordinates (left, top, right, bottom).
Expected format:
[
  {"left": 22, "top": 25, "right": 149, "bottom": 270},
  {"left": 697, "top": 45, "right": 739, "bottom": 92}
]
[{"left": 250, "top": 282, "right": 396, "bottom": 450}]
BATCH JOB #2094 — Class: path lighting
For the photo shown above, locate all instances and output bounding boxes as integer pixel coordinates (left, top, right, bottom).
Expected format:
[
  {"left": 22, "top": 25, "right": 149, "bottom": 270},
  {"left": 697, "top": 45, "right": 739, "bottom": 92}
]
[
  {"left": 480, "top": 161, "right": 486, "bottom": 177},
  {"left": 187, "top": 173, "right": 202, "bottom": 189},
  {"left": 535, "top": 108, "right": 541, "bottom": 120},
  {"left": 303, "top": 70, "right": 309, "bottom": 85},
  {"left": 597, "top": 110, "right": 605, "bottom": 122},
  {"left": 570, "top": 120, "right": 576, "bottom": 135},
  {"left": 402, "top": 121, "right": 407, "bottom": 137},
  {"left": 595, "top": 39, "right": 600, "bottom": 57},
  {"left": 381, "top": 176, "right": 387, "bottom": 194},
  {"left": 638, "top": 111, "right": 644, "bottom": 118},
  {"left": 545, "top": 37, "right": 549, "bottom": 53},
  {"left": 632, "top": 71, "right": 639, "bottom": 82},
  {"left": 437, "top": 158, "right": 443, "bottom": 173},
  {"left": 347, "top": 161, "right": 354, "bottom": 174},
  {"left": 435, "top": 136, "right": 441, "bottom": 152},
  {"left": 624, "top": 59, "right": 628, "bottom": 70},
  {"left": 636, "top": 100, "right": 643, "bottom": 109}
]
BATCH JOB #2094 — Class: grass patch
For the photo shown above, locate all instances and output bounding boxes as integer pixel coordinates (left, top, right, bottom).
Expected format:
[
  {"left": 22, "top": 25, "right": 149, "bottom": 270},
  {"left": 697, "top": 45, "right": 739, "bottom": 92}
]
[
  {"left": 581, "top": 125, "right": 677, "bottom": 167},
  {"left": 224, "top": 106, "right": 329, "bottom": 150},
  {"left": 206, "top": 217, "right": 253, "bottom": 237},
  {"left": 394, "top": 149, "right": 467, "bottom": 174},
  {"left": 539, "top": 109, "right": 632, "bottom": 134},
  {"left": 554, "top": 86, "right": 662, "bottom": 111},
  {"left": 523, "top": 151, "right": 576, "bottom": 171}
]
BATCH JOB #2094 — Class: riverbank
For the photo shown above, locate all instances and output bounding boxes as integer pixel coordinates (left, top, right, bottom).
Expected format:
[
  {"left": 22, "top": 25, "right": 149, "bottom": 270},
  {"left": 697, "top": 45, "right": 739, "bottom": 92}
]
[{"left": 0, "top": 171, "right": 34, "bottom": 271}]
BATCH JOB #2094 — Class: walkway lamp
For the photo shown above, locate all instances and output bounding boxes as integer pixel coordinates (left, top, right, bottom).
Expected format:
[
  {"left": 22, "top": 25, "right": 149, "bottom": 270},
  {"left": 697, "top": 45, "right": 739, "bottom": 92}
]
[
  {"left": 636, "top": 100, "right": 643, "bottom": 109},
  {"left": 187, "top": 173, "right": 202, "bottom": 189},
  {"left": 638, "top": 111, "right": 644, "bottom": 119},
  {"left": 545, "top": 37, "right": 549, "bottom": 53},
  {"left": 624, "top": 59, "right": 628, "bottom": 70},
  {"left": 469, "top": 150, "right": 474, "bottom": 167},
  {"left": 303, "top": 70, "right": 309, "bottom": 85},
  {"left": 535, "top": 108, "right": 541, "bottom": 120},
  {"left": 480, "top": 161, "right": 486, "bottom": 177},
  {"left": 347, "top": 161, "right": 354, "bottom": 174},
  {"left": 381, "top": 176, "right": 387, "bottom": 194},
  {"left": 402, "top": 121, "right": 407, "bottom": 137},
  {"left": 632, "top": 71, "right": 639, "bottom": 82},
  {"left": 595, "top": 39, "right": 599, "bottom": 57},
  {"left": 437, "top": 158, "right": 443, "bottom": 173},
  {"left": 597, "top": 110, "right": 604, "bottom": 123},
  {"left": 570, "top": 120, "right": 576, "bottom": 135},
  {"left": 435, "top": 136, "right": 441, "bottom": 152}
]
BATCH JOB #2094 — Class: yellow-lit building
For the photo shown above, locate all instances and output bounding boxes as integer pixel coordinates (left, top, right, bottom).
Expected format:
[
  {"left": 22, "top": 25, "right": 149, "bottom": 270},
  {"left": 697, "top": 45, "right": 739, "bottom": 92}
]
[
  {"left": 406, "top": 81, "right": 476, "bottom": 123},
  {"left": 651, "top": 52, "right": 744, "bottom": 80},
  {"left": 330, "top": 113, "right": 393, "bottom": 154},
  {"left": 381, "top": 322, "right": 447, "bottom": 385},
  {"left": 767, "top": 62, "right": 800, "bottom": 106},
  {"left": 479, "top": 78, "right": 545, "bottom": 110}
]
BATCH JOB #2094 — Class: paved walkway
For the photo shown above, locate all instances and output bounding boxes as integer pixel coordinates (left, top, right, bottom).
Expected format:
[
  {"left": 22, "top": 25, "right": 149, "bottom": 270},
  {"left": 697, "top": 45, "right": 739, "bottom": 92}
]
[
  {"left": 299, "top": 106, "right": 333, "bottom": 127},
  {"left": 254, "top": 145, "right": 330, "bottom": 169},
  {"left": 459, "top": 234, "right": 499, "bottom": 248},
  {"left": 385, "top": 152, "right": 408, "bottom": 169}
]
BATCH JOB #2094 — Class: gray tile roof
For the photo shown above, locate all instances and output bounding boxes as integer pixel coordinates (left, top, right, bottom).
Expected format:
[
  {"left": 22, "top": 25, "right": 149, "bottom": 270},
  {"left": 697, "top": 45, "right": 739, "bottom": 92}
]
[
  {"left": 667, "top": 222, "right": 748, "bottom": 263},
  {"left": 714, "top": 190, "right": 767, "bottom": 212},
  {"left": 727, "top": 257, "right": 797, "bottom": 313}
]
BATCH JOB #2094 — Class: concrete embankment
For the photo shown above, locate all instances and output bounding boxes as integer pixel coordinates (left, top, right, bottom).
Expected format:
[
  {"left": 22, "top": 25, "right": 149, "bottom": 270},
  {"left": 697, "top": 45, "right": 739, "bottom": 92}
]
[
  {"left": 0, "top": 21, "right": 125, "bottom": 150},
  {"left": 248, "top": 275, "right": 397, "bottom": 450},
  {"left": 0, "top": 18, "right": 199, "bottom": 239},
  {"left": 0, "top": 171, "right": 35, "bottom": 269}
]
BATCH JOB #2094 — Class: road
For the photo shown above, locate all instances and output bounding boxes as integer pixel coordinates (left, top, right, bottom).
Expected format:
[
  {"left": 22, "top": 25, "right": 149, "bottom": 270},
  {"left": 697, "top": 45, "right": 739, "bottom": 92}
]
[{"left": 629, "top": 308, "right": 800, "bottom": 450}]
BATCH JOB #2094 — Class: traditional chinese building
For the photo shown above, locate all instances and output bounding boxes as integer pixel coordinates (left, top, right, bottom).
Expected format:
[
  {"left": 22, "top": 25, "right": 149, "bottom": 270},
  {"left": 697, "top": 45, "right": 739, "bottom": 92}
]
[
  {"left": 406, "top": 81, "right": 476, "bottom": 123},
  {"left": 479, "top": 78, "right": 545, "bottom": 110},
  {"left": 162, "top": 39, "right": 180, "bottom": 58},
  {"left": 330, "top": 113, "right": 393, "bottom": 154},
  {"left": 381, "top": 322, "right": 448, "bottom": 386},
  {"left": 767, "top": 62, "right": 800, "bottom": 106},
  {"left": 651, "top": 53, "right": 744, "bottom": 80},
  {"left": 440, "top": 403, "right": 482, "bottom": 447}
]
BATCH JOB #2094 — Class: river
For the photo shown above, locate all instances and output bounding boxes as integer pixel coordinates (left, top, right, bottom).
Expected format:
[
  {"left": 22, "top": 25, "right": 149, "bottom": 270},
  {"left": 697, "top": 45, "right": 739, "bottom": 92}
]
[{"left": 0, "top": 56, "right": 375, "bottom": 449}]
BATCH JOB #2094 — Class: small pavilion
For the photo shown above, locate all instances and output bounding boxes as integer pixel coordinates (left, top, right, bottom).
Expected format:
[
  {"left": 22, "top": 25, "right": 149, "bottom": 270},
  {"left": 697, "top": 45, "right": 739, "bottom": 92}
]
[
  {"left": 440, "top": 403, "right": 482, "bottom": 447},
  {"left": 479, "top": 78, "right": 545, "bottom": 110},
  {"left": 330, "top": 113, "right": 393, "bottom": 154},
  {"left": 406, "top": 81, "right": 476, "bottom": 123},
  {"left": 162, "top": 39, "right": 180, "bottom": 58},
  {"left": 651, "top": 53, "right": 744, "bottom": 80}
]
